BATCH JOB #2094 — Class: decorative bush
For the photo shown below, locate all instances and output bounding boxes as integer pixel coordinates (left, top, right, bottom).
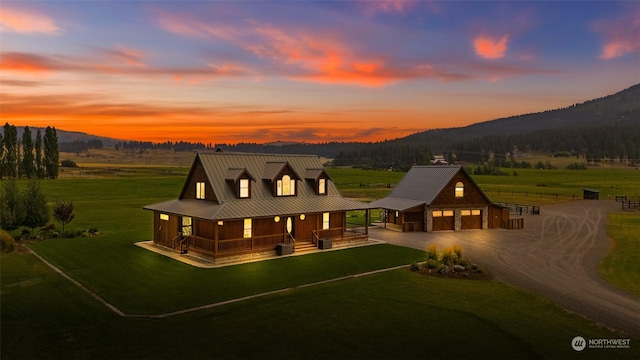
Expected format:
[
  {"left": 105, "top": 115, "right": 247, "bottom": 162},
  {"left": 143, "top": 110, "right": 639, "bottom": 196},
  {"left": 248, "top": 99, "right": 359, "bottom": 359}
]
[
  {"left": 441, "top": 247, "right": 458, "bottom": 266},
  {"left": 426, "top": 244, "right": 438, "bottom": 260},
  {"left": 437, "top": 264, "right": 449, "bottom": 275},
  {"left": 0, "top": 230, "right": 16, "bottom": 253},
  {"left": 410, "top": 263, "right": 420, "bottom": 272},
  {"left": 452, "top": 245, "right": 462, "bottom": 260},
  {"left": 424, "top": 259, "right": 438, "bottom": 269}
]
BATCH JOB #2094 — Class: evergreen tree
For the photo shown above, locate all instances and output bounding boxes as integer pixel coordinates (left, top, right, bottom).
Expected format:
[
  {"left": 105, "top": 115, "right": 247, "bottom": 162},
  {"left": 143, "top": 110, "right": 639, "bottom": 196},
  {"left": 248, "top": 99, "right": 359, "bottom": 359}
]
[
  {"left": 44, "top": 126, "right": 59, "bottom": 179},
  {"left": 22, "top": 180, "right": 50, "bottom": 230},
  {"left": 0, "top": 180, "right": 25, "bottom": 230},
  {"left": 21, "top": 126, "right": 35, "bottom": 178},
  {"left": 2, "top": 123, "right": 18, "bottom": 178},
  {"left": 35, "top": 129, "right": 44, "bottom": 179}
]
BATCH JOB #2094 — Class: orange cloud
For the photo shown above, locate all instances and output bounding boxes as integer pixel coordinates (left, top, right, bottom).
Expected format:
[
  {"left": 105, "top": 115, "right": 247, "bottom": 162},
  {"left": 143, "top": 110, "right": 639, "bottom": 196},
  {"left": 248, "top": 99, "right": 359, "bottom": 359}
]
[
  {"left": 0, "top": 52, "right": 55, "bottom": 73},
  {"left": 474, "top": 35, "right": 509, "bottom": 59},
  {"left": 0, "top": 6, "right": 61, "bottom": 34}
]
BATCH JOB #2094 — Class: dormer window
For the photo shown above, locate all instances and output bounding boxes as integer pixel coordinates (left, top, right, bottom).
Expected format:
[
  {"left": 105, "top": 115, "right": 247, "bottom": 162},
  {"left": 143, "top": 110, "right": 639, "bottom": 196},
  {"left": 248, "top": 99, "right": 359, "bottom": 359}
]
[
  {"left": 277, "top": 175, "right": 296, "bottom": 196},
  {"left": 226, "top": 167, "right": 254, "bottom": 199},
  {"left": 239, "top": 178, "right": 250, "bottom": 198},
  {"left": 196, "top": 182, "right": 206, "bottom": 199},
  {"left": 305, "top": 168, "right": 331, "bottom": 196},
  {"left": 263, "top": 161, "right": 300, "bottom": 197}
]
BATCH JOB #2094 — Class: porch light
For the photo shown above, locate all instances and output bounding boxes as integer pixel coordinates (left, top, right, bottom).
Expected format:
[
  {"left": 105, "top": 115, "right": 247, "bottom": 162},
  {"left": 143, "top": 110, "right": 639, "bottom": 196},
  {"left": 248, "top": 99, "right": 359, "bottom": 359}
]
[
  {"left": 300, "top": 214, "right": 306, "bottom": 220},
  {"left": 218, "top": 221, "right": 223, "bottom": 226},
  {"left": 274, "top": 216, "right": 280, "bottom": 222}
]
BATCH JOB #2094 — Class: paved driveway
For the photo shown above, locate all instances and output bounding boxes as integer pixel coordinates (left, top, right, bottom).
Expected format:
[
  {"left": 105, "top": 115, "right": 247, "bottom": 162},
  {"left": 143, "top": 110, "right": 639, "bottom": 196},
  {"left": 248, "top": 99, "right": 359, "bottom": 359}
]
[{"left": 369, "top": 200, "right": 640, "bottom": 337}]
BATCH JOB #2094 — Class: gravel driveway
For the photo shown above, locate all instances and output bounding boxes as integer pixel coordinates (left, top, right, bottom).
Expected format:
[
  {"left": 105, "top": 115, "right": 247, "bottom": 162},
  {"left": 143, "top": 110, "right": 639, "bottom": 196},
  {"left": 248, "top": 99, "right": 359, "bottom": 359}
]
[{"left": 368, "top": 200, "right": 640, "bottom": 337}]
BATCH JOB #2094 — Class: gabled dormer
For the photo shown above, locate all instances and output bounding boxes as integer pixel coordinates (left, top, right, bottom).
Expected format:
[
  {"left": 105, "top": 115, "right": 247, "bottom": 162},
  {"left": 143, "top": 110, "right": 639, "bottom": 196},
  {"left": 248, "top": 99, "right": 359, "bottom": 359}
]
[
  {"left": 179, "top": 154, "right": 217, "bottom": 202},
  {"left": 262, "top": 161, "right": 301, "bottom": 197},
  {"left": 305, "top": 168, "right": 331, "bottom": 195},
  {"left": 225, "top": 167, "right": 255, "bottom": 199}
]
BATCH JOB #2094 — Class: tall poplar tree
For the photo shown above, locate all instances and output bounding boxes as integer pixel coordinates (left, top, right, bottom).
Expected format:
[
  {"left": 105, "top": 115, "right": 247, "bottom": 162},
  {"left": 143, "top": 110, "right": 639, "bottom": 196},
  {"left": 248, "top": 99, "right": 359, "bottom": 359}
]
[
  {"left": 44, "top": 126, "right": 59, "bottom": 179},
  {"left": 2, "top": 123, "right": 18, "bottom": 179},
  {"left": 35, "top": 129, "right": 44, "bottom": 179},
  {"left": 21, "top": 126, "right": 35, "bottom": 178}
]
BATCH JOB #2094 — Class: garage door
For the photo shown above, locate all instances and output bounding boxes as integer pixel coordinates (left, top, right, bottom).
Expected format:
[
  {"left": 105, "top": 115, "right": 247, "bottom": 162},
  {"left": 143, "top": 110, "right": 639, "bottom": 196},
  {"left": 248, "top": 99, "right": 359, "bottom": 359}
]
[
  {"left": 432, "top": 210, "right": 454, "bottom": 231},
  {"left": 461, "top": 209, "right": 482, "bottom": 229}
]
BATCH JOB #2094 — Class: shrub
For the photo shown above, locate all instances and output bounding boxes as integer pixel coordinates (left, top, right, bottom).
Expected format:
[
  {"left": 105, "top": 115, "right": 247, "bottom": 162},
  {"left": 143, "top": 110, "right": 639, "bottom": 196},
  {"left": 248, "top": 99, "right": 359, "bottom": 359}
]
[
  {"left": 61, "top": 159, "right": 78, "bottom": 167},
  {"left": 410, "top": 263, "right": 420, "bottom": 272},
  {"left": 0, "top": 230, "right": 16, "bottom": 253},
  {"left": 424, "top": 259, "right": 438, "bottom": 269},
  {"left": 426, "top": 244, "right": 438, "bottom": 260},
  {"left": 437, "top": 264, "right": 450, "bottom": 275},
  {"left": 441, "top": 246, "right": 458, "bottom": 266},
  {"left": 452, "top": 245, "right": 462, "bottom": 260}
]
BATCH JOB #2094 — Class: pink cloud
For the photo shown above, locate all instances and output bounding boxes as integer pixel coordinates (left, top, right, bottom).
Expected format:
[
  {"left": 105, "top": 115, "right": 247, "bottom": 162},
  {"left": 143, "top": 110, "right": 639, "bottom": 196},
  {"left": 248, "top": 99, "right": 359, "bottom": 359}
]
[
  {"left": 0, "top": 6, "right": 61, "bottom": 34},
  {"left": 474, "top": 35, "right": 509, "bottom": 59},
  {"left": 593, "top": 12, "right": 640, "bottom": 59}
]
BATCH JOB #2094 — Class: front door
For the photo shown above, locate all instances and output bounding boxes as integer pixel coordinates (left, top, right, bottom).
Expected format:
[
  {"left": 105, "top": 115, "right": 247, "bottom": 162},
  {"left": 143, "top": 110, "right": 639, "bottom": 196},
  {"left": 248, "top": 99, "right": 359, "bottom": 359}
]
[{"left": 286, "top": 216, "right": 295, "bottom": 239}]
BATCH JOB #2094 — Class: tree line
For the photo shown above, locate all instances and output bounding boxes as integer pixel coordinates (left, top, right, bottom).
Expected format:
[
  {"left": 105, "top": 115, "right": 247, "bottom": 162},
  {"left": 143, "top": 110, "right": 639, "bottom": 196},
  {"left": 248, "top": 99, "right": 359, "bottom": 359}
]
[{"left": 1, "top": 123, "right": 60, "bottom": 179}]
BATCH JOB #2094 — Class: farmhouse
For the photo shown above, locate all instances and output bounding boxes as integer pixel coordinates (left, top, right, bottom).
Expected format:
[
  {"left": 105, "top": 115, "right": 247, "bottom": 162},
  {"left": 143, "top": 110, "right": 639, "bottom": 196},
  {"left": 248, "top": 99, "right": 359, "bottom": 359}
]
[
  {"left": 144, "top": 152, "right": 373, "bottom": 261},
  {"left": 370, "top": 165, "right": 508, "bottom": 232}
]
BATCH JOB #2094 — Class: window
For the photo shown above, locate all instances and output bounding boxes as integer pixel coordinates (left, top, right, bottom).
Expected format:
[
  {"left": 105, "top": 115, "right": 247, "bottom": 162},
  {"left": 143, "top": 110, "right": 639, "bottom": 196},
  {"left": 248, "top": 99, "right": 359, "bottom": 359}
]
[
  {"left": 322, "top": 212, "right": 330, "bottom": 230},
  {"left": 276, "top": 175, "right": 296, "bottom": 196},
  {"left": 243, "top": 218, "right": 252, "bottom": 238},
  {"left": 443, "top": 210, "right": 454, "bottom": 217},
  {"left": 318, "top": 178, "right": 326, "bottom": 194},
  {"left": 455, "top": 182, "right": 464, "bottom": 198},
  {"left": 182, "top": 217, "right": 192, "bottom": 236},
  {"left": 472, "top": 209, "right": 481, "bottom": 216},
  {"left": 239, "top": 178, "right": 250, "bottom": 198},
  {"left": 432, "top": 211, "right": 442, "bottom": 217},
  {"left": 196, "top": 182, "right": 206, "bottom": 199},
  {"left": 461, "top": 210, "right": 471, "bottom": 216},
  {"left": 160, "top": 213, "right": 169, "bottom": 221}
]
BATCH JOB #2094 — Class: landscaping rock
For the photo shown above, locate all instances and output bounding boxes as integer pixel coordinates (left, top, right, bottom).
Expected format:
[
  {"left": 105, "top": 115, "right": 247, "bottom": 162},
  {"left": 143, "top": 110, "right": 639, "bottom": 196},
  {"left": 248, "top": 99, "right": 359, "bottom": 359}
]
[{"left": 453, "top": 264, "right": 466, "bottom": 272}]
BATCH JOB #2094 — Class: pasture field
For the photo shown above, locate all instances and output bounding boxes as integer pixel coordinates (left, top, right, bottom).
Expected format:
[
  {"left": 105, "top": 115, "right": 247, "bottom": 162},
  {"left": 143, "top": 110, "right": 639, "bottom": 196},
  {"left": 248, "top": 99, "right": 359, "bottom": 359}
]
[
  {"left": 2, "top": 159, "right": 639, "bottom": 359},
  {"left": 601, "top": 212, "right": 640, "bottom": 297}
]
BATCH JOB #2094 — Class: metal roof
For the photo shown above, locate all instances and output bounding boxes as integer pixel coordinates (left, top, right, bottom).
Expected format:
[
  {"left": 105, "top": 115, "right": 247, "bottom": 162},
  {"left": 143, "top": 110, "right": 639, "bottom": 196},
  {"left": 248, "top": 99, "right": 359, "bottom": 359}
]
[
  {"left": 144, "top": 151, "right": 373, "bottom": 220},
  {"left": 368, "top": 197, "right": 425, "bottom": 211},
  {"left": 387, "top": 166, "right": 462, "bottom": 204}
]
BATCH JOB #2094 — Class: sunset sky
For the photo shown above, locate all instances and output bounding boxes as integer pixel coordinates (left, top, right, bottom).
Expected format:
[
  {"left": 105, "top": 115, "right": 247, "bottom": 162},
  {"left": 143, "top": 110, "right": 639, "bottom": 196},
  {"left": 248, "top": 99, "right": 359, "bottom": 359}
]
[{"left": 1, "top": 1, "right": 639, "bottom": 144}]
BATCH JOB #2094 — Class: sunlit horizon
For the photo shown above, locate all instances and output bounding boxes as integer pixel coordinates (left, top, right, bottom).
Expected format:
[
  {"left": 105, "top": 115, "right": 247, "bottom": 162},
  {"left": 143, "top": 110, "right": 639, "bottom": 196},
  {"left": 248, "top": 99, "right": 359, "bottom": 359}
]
[{"left": 1, "top": 1, "right": 639, "bottom": 144}]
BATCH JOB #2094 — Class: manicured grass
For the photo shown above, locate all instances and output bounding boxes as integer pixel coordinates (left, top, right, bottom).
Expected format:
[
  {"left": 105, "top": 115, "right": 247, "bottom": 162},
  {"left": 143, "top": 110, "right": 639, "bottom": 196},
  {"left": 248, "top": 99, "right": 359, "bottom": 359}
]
[
  {"left": 600, "top": 212, "right": 640, "bottom": 297},
  {"left": 3, "top": 252, "right": 636, "bottom": 360},
  {"left": 3, "top": 171, "right": 640, "bottom": 358}
]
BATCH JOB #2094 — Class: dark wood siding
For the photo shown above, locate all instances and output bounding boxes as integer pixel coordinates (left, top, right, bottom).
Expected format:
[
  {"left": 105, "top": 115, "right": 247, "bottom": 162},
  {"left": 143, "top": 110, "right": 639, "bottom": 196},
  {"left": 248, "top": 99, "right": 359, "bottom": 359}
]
[
  {"left": 430, "top": 172, "right": 489, "bottom": 207},
  {"left": 180, "top": 158, "right": 217, "bottom": 202},
  {"left": 194, "top": 219, "right": 215, "bottom": 239},
  {"left": 154, "top": 211, "right": 179, "bottom": 247},
  {"left": 296, "top": 213, "right": 319, "bottom": 241},
  {"left": 488, "top": 205, "right": 509, "bottom": 229}
]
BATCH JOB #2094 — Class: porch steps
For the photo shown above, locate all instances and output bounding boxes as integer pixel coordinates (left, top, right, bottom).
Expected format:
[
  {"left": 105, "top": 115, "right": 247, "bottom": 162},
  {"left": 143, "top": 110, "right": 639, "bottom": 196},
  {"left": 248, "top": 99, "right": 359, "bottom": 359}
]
[{"left": 294, "top": 241, "right": 317, "bottom": 253}]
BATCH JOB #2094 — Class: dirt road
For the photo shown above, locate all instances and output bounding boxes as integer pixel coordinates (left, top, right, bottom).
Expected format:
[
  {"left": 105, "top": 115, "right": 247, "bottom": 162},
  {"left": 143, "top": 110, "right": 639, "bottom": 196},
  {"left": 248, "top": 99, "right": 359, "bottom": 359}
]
[{"left": 369, "top": 200, "right": 640, "bottom": 337}]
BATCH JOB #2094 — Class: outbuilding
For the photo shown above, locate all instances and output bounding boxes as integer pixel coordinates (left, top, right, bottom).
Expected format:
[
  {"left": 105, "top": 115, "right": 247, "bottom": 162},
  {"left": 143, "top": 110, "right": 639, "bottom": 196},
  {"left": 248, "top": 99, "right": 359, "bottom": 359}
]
[
  {"left": 583, "top": 188, "right": 600, "bottom": 200},
  {"left": 370, "top": 165, "right": 509, "bottom": 232}
]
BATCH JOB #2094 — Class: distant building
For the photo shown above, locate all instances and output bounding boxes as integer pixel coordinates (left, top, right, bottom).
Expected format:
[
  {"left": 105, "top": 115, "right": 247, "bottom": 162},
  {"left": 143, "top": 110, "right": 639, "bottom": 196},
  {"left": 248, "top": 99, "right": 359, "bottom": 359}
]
[
  {"left": 370, "top": 166, "right": 509, "bottom": 232},
  {"left": 144, "top": 152, "right": 373, "bottom": 261},
  {"left": 432, "top": 155, "right": 448, "bottom": 165}
]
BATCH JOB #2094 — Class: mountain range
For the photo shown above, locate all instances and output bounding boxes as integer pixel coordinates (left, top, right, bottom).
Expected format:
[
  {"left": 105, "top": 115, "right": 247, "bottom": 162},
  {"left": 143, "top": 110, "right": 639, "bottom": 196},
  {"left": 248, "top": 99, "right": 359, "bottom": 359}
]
[{"left": 11, "top": 83, "right": 640, "bottom": 161}]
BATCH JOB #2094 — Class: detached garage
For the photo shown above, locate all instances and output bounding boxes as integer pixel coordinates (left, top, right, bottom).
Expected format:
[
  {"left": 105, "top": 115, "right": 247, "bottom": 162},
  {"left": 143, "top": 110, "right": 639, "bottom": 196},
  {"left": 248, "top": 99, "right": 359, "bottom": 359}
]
[{"left": 370, "top": 166, "right": 509, "bottom": 232}]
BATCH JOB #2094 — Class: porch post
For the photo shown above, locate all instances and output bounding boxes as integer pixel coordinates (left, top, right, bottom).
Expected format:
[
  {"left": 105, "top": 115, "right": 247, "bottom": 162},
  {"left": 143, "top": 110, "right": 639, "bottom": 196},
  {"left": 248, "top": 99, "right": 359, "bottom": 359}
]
[
  {"left": 214, "top": 222, "right": 219, "bottom": 256},
  {"left": 365, "top": 209, "right": 369, "bottom": 235}
]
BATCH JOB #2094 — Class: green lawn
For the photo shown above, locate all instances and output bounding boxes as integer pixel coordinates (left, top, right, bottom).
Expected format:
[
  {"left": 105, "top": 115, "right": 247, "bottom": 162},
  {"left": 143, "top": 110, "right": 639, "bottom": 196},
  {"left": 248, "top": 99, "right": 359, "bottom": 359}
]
[
  {"left": 2, "top": 172, "right": 640, "bottom": 359},
  {"left": 601, "top": 212, "right": 640, "bottom": 297},
  {"left": 3, "top": 251, "right": 636, "bottom": 360}
]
